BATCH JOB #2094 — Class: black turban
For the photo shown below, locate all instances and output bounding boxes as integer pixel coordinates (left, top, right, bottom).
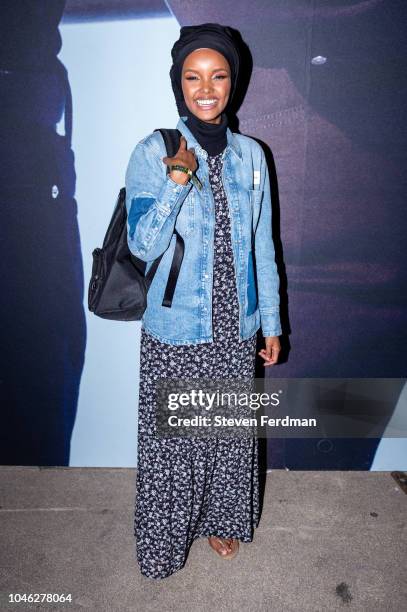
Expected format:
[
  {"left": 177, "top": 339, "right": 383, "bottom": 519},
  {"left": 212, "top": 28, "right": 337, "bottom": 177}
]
[{"left": 169, "top": 23, "right": 240, "bottom": 117}]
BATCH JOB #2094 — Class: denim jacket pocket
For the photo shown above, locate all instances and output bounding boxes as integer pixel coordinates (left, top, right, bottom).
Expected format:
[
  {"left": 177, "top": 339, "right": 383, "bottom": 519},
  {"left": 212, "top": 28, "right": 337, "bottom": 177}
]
[
  {"left": 246, "top": 248, "right": 259, "bottom": 316},
  {"left": 246, "top": 189, "right": 263, "bottom": 316},
  {"left": 174, "top": 189, "right": 195, "bottom": 237}
]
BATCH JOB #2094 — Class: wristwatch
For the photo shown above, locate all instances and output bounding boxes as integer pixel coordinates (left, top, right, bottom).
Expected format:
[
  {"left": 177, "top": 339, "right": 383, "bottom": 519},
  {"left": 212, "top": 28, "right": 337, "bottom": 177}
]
[{"left": 170, "top": 164, "right": 203, "bottom": 191}]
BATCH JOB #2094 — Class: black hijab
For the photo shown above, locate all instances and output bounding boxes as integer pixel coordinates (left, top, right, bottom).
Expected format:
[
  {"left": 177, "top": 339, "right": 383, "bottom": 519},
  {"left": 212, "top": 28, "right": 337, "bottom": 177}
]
[{"left": 169, "top": 23, "right": 240, "bottom": 156}]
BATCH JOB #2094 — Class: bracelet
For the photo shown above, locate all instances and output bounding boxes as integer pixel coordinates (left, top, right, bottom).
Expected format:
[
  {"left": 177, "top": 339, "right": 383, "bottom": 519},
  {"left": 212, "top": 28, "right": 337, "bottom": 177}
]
[
  {"left": 170, "top": 164, "right": 192, "bottom": 179},
  {"left": 170, "top": 164, "right": 202, "bottom": 191}
]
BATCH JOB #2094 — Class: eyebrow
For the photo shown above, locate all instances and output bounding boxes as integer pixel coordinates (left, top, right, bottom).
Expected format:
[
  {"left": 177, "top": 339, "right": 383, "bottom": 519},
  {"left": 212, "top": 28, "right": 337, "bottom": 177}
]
[{"left": 183, "top": 67, "right": 229, "bottom": 73}]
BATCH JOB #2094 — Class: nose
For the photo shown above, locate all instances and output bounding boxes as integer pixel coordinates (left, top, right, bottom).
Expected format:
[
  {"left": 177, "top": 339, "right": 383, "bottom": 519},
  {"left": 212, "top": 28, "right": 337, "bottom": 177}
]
[{"left": 200, "top": 77, "right": 214, "bottom": 95}]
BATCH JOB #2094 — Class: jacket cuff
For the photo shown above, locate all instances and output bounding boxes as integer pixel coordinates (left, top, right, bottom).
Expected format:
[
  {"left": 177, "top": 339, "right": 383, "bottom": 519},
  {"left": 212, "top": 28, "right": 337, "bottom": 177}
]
[
  {"left": 260, "top": 310, "right": 282, "bottom": 337},
  {"left": 155, "top": 174, "right": 192, "bottom": 215}
]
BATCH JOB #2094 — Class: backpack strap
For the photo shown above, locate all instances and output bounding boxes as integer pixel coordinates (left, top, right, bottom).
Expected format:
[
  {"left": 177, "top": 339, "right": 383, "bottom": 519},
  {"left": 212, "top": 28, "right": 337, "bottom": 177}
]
[
  {"left": 155, "top": 128, "right": 182, "bottom": 175},
  {"left": 144, "top": 128, "right": 185, "bottom": 308}
]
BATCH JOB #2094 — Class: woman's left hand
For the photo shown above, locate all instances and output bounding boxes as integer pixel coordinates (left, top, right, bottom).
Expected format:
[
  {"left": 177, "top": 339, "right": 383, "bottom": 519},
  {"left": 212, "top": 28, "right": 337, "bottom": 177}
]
[{"left": 258, "top": 336, "right": 281, "bottom": 367}]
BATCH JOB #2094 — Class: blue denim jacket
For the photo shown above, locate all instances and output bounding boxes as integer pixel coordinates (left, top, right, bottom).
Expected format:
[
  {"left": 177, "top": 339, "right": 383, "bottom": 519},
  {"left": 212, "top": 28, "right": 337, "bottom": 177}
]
[{"left": 125, "top": 116, "right": 282, "bottom": 345}]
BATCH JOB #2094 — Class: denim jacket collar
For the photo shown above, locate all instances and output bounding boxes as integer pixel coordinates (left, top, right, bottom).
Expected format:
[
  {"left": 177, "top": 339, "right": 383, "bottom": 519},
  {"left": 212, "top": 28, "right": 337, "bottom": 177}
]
[{"left": 177, "top": 116, "right": 243, "bottom": 162}]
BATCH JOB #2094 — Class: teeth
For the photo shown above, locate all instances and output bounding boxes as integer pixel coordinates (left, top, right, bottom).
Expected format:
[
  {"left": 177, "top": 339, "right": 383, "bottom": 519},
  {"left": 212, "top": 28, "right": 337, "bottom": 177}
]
[{"left": 196, "top": 99, "right": 217, "bottom": 105}]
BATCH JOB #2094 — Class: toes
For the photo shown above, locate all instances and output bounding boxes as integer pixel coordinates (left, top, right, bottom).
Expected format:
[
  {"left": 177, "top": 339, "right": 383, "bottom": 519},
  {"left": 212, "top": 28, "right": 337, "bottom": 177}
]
[
  {"left": 218, "top": 538, "right": 233, "bottom": 554},
  {"left": 208, "top": 536, "right": 237, "bottom": 556}
]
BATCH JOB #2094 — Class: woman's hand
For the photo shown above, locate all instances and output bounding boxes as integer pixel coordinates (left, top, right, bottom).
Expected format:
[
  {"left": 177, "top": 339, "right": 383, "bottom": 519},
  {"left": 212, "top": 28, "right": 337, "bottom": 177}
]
[
  {"left": 162, "top": 135, "right": 198, "bottom": 185},
  {"left": 258, "top": 336, "right": 281, "bottom": 367}
]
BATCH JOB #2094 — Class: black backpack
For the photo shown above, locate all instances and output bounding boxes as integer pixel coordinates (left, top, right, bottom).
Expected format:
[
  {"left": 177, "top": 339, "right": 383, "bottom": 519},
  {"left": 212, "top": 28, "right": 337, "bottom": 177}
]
[{"left": 88, "top": 128, "right": 185, "bottom": 321}]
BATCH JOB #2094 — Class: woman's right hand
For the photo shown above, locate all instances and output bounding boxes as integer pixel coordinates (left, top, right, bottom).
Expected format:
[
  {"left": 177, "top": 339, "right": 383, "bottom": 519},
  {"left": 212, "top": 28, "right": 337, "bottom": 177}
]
[{"left": 162, "top": 135, "right": 198, "bottom": 185}]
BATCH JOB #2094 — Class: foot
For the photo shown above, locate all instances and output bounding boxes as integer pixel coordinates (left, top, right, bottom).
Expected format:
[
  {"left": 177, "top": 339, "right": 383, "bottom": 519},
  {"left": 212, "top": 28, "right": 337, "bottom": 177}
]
[{"left": 208, "top": 536, "right": 239, "bottom": 560}]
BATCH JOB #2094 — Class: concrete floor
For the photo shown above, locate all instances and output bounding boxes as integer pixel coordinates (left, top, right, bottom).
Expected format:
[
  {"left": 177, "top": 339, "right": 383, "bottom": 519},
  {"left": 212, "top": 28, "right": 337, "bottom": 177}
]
[{"left": 0, "top": 467, "right": 406, "bottom": 611}]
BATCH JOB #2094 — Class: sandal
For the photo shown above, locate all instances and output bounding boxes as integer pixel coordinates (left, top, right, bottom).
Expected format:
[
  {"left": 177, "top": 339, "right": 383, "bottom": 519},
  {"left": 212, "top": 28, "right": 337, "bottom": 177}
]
[{"left": 208, "top": 536, "right": 239, "bottom": 560}]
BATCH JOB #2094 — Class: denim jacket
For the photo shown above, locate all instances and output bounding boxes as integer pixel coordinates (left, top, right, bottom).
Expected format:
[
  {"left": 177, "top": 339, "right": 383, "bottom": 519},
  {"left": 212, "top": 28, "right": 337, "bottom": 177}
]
[{"left": 125, "top": 116, "right": 282, "bottom": 345}]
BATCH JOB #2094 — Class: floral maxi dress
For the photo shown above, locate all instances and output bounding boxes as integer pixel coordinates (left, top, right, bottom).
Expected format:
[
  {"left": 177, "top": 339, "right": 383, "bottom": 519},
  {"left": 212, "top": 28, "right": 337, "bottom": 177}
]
[{"left": 135, "top": 151, "right": 259, "bottom": 579}]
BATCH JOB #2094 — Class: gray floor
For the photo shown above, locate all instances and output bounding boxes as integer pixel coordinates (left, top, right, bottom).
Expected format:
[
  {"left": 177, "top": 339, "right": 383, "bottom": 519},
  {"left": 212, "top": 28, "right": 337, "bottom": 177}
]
[{"left": 0, "top": 467, "right": 406, "bottom": 611}]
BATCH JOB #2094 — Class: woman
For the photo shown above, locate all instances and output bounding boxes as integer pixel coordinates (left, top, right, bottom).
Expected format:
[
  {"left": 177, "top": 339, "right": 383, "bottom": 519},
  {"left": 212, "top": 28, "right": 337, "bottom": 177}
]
[{"left": 125, "top": 23, "right": 282, "bottom": 579}]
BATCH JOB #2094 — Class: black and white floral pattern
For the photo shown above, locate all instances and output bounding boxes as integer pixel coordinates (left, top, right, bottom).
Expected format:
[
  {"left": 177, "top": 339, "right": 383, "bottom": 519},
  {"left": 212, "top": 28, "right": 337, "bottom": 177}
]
[{"left": 135, "top": 152, "right": 259, "bottom": 579}]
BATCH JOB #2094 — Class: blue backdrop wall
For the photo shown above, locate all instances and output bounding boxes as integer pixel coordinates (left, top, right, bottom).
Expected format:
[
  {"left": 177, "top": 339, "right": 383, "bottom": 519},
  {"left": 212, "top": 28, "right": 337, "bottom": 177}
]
[{"left": 0, "top": 0, "right": 406, "bottom": 469}]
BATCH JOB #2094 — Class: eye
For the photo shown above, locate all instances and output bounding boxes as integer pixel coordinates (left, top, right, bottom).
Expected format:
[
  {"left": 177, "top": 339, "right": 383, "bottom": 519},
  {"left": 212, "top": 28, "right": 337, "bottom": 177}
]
[{"left": 184, "top": 74, "right": 228, "bottom": 81}]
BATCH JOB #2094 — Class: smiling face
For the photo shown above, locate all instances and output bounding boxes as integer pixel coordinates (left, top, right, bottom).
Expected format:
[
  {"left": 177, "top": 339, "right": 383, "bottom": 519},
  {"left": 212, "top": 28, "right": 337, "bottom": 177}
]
[{"left": 181, "top": 48, "right": 232, "bottom": 125}]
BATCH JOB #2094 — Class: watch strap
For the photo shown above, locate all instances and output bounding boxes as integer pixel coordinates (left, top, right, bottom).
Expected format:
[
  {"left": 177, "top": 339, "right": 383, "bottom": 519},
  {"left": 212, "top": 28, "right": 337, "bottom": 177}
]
[{"left": 170, "top": 164, "right": 203, "bottom": 191}]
